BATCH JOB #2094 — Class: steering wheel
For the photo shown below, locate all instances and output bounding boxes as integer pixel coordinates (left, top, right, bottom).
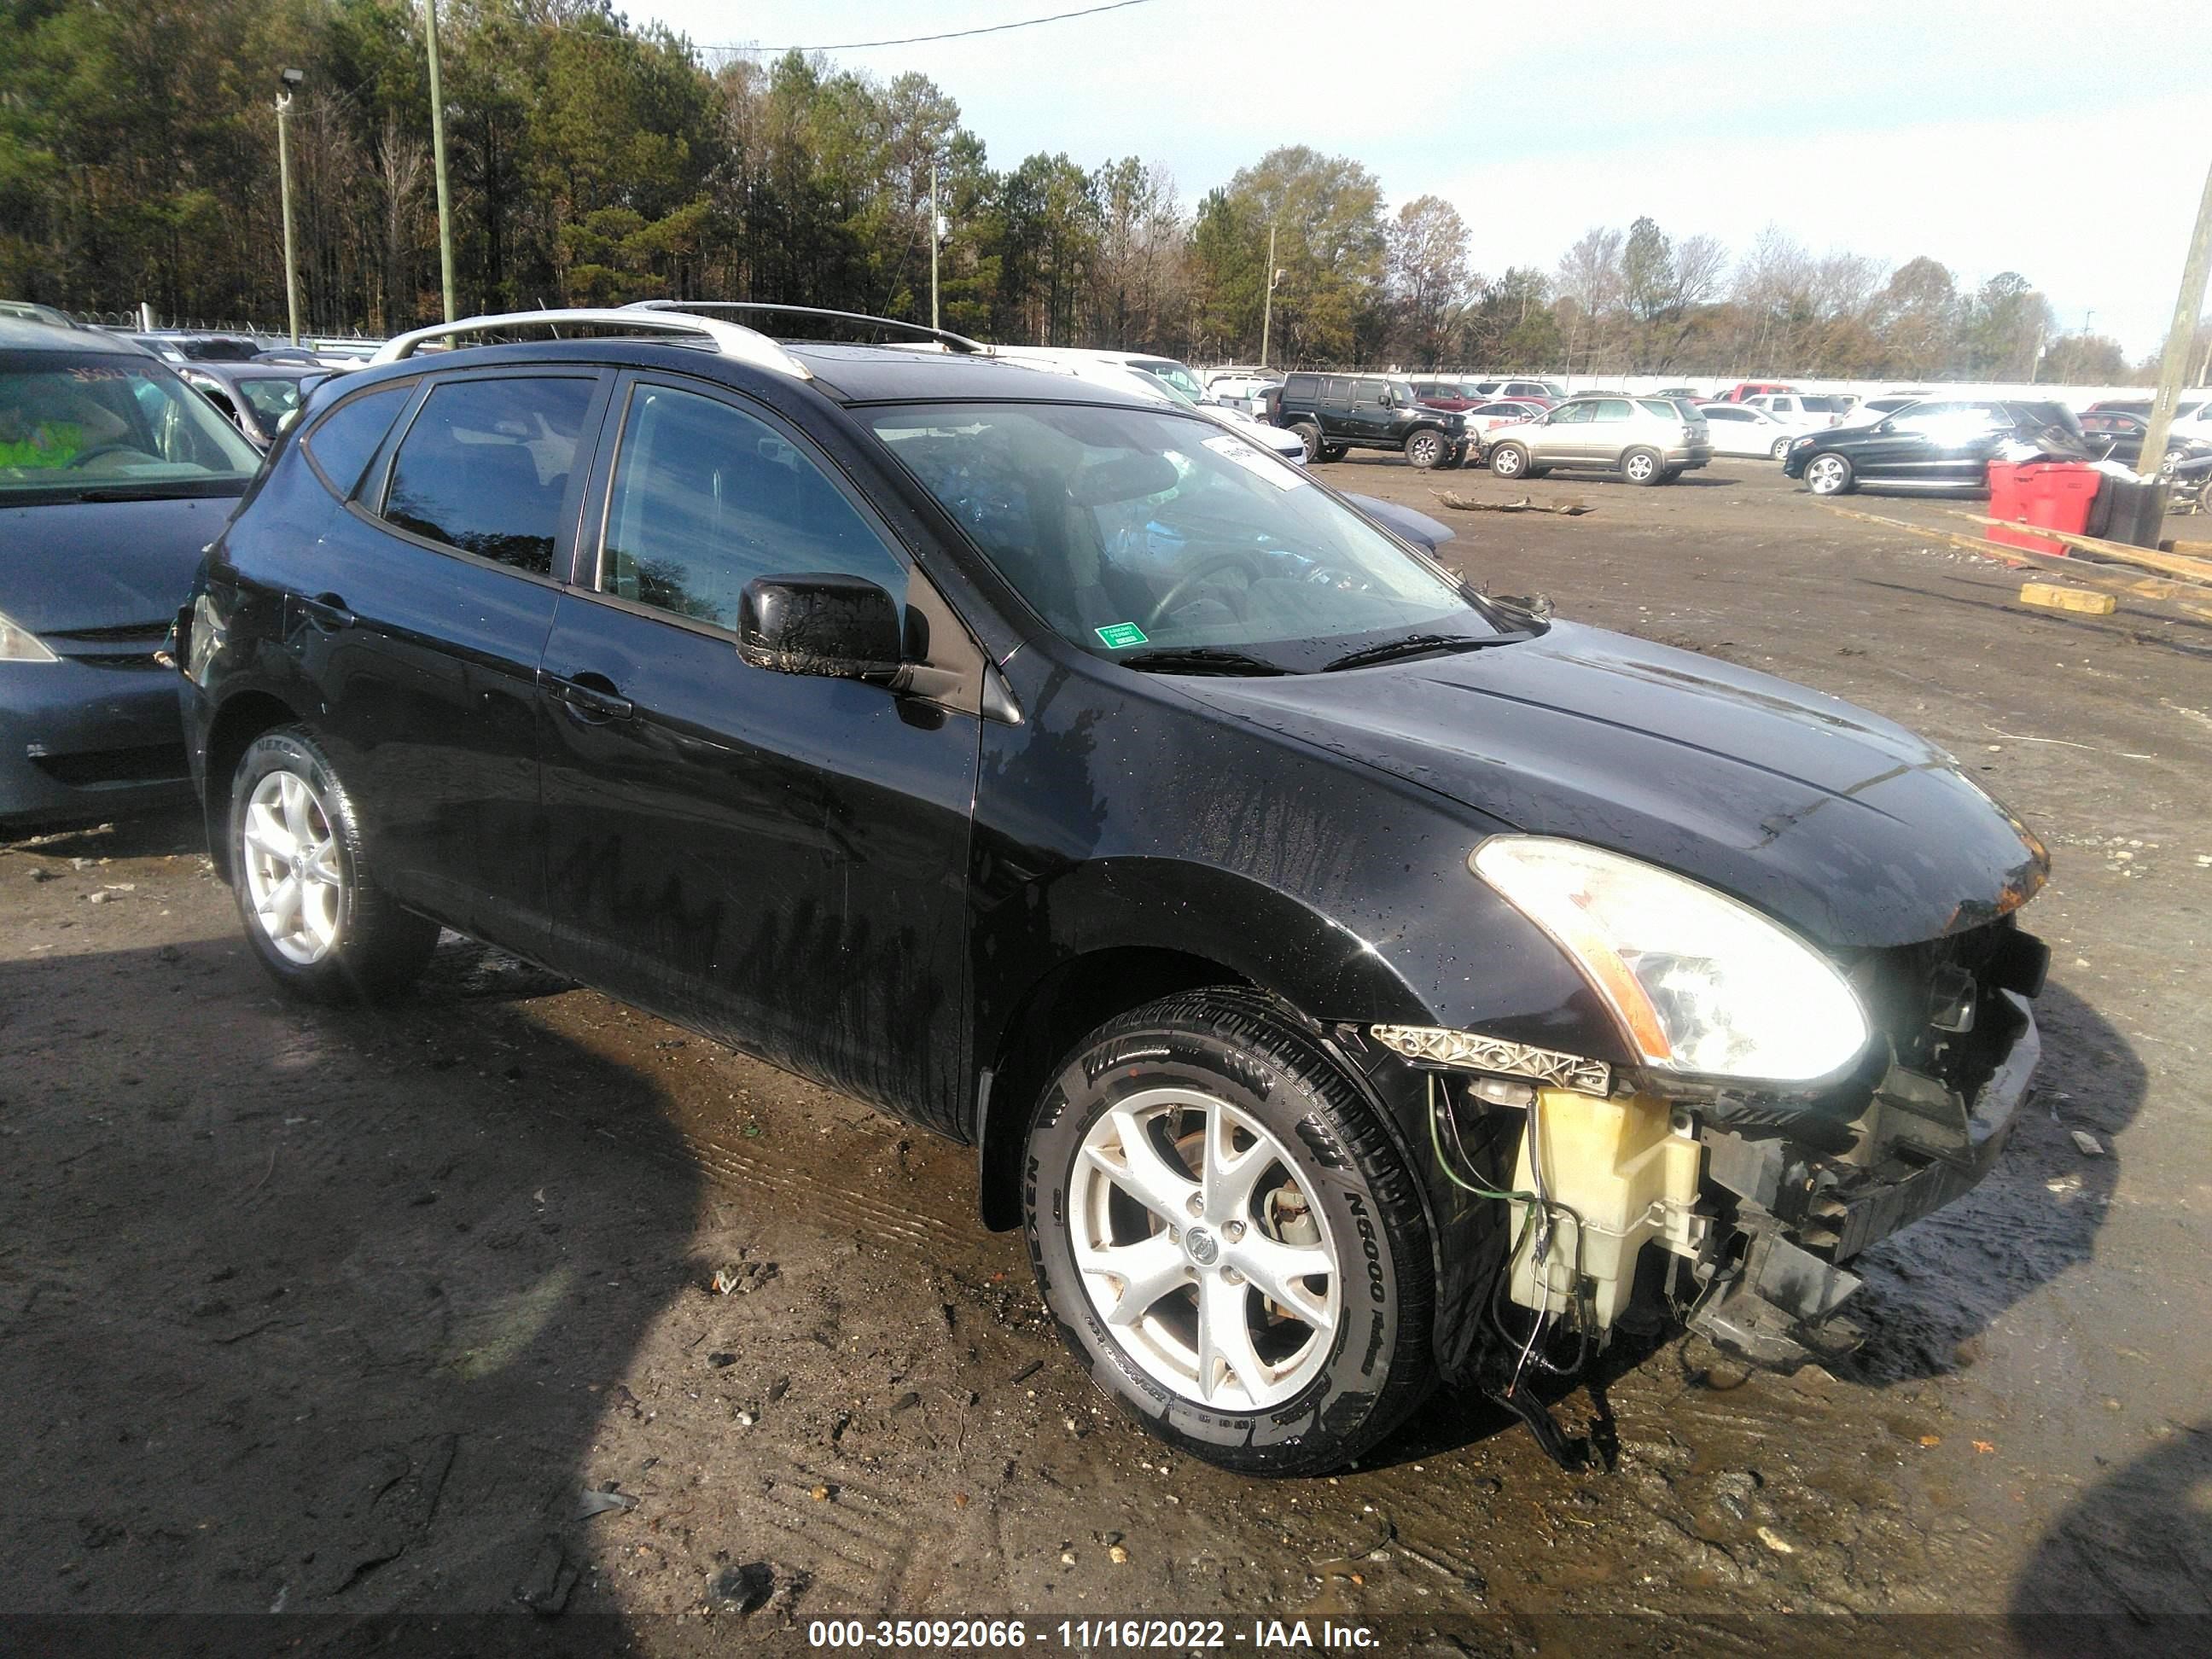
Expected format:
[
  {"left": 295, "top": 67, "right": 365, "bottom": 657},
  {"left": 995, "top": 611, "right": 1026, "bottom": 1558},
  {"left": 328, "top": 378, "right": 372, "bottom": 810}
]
[
  {"left": 1144, "top": 550, "right": 1268, "bottom": 629},
  {"left": 65, "top": 443, "right": 147, "bottom": 469}
]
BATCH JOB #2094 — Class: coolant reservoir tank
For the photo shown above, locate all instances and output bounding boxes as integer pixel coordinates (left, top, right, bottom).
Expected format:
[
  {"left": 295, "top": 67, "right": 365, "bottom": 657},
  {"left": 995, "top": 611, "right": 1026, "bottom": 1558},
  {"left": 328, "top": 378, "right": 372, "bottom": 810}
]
[{"left": 1506, "top": 1088, "right": 1703, "bottom": 1331}]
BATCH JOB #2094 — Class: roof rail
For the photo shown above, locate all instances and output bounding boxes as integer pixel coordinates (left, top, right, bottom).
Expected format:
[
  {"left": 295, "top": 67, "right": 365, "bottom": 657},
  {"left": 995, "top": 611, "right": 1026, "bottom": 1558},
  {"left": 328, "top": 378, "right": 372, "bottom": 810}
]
[
  {"left": 369, "top": 308, "right": 812, "bottom": 379},
  {"left": 626, "top": 300, "right": 989, "bottom": 356}
]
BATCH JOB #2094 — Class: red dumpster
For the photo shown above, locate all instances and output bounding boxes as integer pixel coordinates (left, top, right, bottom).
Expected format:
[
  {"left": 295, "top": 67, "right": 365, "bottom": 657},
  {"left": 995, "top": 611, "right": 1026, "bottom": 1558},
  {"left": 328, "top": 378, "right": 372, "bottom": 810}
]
[{"left": 1986, "top": 461, "right": 2099, "bottom": 557}]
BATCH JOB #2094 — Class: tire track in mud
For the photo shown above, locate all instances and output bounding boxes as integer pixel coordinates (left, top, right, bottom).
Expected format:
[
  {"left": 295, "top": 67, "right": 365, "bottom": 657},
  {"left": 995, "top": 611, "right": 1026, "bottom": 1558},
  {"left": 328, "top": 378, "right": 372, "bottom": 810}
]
[
  {"left": 540, "top": 1102, "right": 970, "bottom": 1250},
  {"left": 753, "top": 1461, "right": 917, "bottom": 1610}
]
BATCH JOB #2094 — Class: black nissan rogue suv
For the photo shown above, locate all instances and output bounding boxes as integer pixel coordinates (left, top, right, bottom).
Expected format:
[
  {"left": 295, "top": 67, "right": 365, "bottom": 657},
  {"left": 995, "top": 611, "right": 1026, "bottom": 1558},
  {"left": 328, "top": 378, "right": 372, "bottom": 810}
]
[{"left": 179, "top": 304, "right": 2052, "bottom": 1476}]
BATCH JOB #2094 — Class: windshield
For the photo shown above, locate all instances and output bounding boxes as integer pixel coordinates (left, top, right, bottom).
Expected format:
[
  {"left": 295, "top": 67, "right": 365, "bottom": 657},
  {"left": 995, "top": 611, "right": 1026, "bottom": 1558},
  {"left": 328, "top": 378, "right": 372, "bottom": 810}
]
[
  {"left": 1130, "top": 369, "right": 1198, "bottom": 408},
  {"left": 236, "top": 377, "right": 303, "bottom": 423},
  {"left": 1130, "top": 358, "right": 1207, "bottom": 402},
  {"left": 0, "top": 351, "right": 261, "bottom": 498},
  {"left": 866, "top": 401, "right": 1501, "bottom": 671}
]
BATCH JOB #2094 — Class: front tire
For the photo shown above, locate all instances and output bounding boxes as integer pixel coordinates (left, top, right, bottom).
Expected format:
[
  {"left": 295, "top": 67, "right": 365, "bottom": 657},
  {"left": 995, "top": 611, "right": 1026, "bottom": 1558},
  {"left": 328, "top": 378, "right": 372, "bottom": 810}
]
[
  {"left": 230, "top": 728, "right": 439, "bottom": 1004},
  {"left": 1318, "top": 442, "right": 1348, "bottom": 463},
  {"left": 1404, "top": 430, "right": 1446, "bottom": 470},
  {"left": 1023, "top": 989, "right": 1435, "bottom": 1476},
  {"left": 1804, "top": 452, "right": 1855, "bottom": 496},
  {"left": 1488, "top": 440, "right": 1530, "bottom": 479}
]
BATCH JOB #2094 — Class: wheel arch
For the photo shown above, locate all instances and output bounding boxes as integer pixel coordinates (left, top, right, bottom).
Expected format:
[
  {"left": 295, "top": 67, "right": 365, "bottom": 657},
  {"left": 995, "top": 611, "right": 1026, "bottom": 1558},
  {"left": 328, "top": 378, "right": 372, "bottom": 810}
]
[
  {"left": 201, "top": 689, "right": 308, "bottom": 884},
  {"left": 968, "top": 856, "right": 1440, "bottom": 1233},
  {"left": 975, "top": 944, "right": 1249, "bottom": 1231}
]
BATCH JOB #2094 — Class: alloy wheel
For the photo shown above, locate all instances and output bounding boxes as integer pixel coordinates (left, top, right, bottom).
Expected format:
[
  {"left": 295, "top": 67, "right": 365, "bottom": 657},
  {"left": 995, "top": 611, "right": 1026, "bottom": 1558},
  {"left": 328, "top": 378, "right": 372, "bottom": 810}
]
[
  {"left": 1624, "top": 450, "right": 1656, "bottom": 482},
  {"left": 240, "top": 768, "right": 344, "bottom": 965},
  {"left": 1070, "top": 1086, "right": 1340, "bottom": 1411},
  {"left": 1807, "top": 454, "right": 1849, "bottom": 495}
]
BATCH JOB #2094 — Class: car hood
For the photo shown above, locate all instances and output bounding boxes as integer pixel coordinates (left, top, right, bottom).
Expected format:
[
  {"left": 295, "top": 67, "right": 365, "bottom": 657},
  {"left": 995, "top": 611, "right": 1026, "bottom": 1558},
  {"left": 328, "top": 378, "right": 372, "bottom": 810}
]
[
  {"left": 1179, "top": 620, "right": 2047, "bottom": 951},
  {"left": 0, "top": 494, "right": 236, "bottom": 632}
]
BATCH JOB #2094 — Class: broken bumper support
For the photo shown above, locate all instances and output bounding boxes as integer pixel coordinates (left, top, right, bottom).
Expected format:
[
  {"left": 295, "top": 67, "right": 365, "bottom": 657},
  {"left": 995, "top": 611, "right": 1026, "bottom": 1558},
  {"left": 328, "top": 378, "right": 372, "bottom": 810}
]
[{"left": 1688, "top": 991, "right": 2041, "bottom": 1368}]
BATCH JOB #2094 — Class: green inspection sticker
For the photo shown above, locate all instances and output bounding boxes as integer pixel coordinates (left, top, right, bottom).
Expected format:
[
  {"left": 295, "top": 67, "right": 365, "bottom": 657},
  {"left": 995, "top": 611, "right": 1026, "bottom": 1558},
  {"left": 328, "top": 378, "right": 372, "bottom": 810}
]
[{"left": 1095, "top": 622, "right": 1149, "bottom": 649}]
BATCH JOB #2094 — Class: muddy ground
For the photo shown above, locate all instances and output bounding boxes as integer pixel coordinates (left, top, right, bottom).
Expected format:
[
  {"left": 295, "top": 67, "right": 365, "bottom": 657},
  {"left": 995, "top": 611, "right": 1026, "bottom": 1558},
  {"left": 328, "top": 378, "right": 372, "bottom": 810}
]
[{"left": 3, "top": 461, "right": 2208, "bottom": 1652}]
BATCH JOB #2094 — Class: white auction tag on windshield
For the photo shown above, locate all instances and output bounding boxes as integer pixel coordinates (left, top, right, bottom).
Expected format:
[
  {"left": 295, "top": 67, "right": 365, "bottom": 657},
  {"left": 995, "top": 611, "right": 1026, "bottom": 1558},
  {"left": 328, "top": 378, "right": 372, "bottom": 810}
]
[{"left": 1202, "top": 433, "right": 1305, "bottom": 489}]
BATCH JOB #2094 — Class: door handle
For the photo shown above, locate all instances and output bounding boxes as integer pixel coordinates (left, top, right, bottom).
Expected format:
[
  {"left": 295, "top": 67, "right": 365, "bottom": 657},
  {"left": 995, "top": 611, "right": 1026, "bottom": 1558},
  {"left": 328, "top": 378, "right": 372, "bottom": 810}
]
[
  {"left": 541, "top": 669, "right": 634, "bottom": 723},
  {"left": 300, "top": 592, "right": 355, "bottom": 631}
]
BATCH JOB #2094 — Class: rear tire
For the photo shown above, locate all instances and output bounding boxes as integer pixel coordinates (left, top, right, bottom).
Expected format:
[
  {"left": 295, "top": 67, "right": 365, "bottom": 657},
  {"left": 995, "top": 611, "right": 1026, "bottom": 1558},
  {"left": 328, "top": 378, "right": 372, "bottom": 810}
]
[
  {"left": 1805, "top": 452, "right": 1855, "bottom": 496},
  {"left": 1770, "top": 435, "right": 1794, "bottom": 461},
  {"left": 1487, "top": 440, "right": 1530, "bottom": 480},
  {"left": 1022, "top": 989, "right": 1435, "bottom": 1476},
  {"left": 230, "top": 728, "right": 439, "bottom": 1004},
  {"left": 1622, "top": 446, "right": 1663, "bottom": 486},
  {"left": 1290, "top": 422, "right": 1323, "bottom": 463}
]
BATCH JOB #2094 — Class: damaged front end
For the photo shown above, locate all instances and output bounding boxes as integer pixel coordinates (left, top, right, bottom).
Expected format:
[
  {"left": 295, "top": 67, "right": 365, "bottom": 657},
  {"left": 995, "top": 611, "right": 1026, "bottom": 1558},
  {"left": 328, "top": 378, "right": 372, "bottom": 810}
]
[{"left": 1371, "top": 912, "right": 2050, "bottom": 1388}]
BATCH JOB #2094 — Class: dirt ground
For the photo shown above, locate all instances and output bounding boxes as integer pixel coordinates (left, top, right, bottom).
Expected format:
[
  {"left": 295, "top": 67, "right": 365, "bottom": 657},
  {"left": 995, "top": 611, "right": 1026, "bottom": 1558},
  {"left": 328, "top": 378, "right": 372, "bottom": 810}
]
[{"left": 3, "top": 459, "right": 2208, "bottom": 1652}]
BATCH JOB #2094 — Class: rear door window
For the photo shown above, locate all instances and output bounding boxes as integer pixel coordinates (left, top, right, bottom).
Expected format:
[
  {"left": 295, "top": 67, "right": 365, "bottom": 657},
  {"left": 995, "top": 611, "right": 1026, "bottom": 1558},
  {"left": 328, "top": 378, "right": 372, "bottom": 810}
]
[
  {"left": 302, "top": 381, "right": 413, "bottom": 498},
  {"left": 378, "top": 375, "right": 595, "bottom": 575},
  {"left": 597, "top": 381, "right": 906, "bottom": 631},
  {"left": 1592, "top": 399, "right": 1633, "bottom": 422}
]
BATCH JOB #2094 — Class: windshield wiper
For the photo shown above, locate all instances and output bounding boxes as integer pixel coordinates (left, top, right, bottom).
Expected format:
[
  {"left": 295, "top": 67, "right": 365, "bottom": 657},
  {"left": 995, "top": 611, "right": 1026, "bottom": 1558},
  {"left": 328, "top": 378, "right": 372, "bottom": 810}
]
[
  {"left": 1319, "top": 632, "right": 1528, "bottom": 672},
  {"left": 1115, "top": 647, "right": 1289, "bottom": 676}
]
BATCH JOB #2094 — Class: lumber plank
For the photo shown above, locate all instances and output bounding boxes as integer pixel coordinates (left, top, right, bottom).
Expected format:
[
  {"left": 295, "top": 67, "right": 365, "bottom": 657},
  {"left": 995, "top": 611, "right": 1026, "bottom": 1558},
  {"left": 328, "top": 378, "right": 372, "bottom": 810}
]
[
  {"left": 2019, "top": 582, "right": 2117, "bottom": 615},
  {"left": 1818, "top": 503, "right": 2212, "bottom": 617},
  {"left": 1942, "top": 512, "right": 2212, "bottom": 584}
]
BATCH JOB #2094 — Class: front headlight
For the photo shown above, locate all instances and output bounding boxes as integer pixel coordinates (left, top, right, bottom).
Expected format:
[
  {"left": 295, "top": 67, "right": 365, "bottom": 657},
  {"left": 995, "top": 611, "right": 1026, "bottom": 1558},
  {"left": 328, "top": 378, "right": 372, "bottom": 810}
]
[
  {"left": 0, "top": 609, "right": 59, "bottom": 663},
  {"left": 1472, "top": 835, "right": 1869, "bottom": 1084},
  {"left": 1792, "top": 435, "right": 1817, "bottom": 449}
]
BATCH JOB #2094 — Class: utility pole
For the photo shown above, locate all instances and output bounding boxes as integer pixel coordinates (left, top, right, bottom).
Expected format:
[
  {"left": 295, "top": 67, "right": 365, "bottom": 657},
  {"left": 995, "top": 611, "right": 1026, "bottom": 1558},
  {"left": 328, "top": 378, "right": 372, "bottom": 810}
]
[
  {"left": 930, "top": 161, "right": 940, "bottom": 332},
  {"left": 1258, "top": 223, "right": 1278, "bottom": 366},
  {"left": 275, "top": 68, "right": 304, "bottom": 345},
  {"left": 424, "top": 0, "right": 457, "bottom": 323},
  {"left": 2139, "top": 160, "right": 2212, "bottom": 474}
]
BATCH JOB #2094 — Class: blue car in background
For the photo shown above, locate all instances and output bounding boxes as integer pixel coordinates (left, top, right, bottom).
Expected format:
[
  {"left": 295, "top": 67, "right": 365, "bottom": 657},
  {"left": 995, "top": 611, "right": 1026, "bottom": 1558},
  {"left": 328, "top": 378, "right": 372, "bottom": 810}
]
[{"left": 1, "top": 317, "right": 263, "bottom": 835}]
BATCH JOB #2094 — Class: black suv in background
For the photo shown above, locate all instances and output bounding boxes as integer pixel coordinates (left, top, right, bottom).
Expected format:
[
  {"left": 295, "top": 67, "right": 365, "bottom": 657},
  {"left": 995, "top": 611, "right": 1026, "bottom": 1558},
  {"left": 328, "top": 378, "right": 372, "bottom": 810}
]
[
  {"left": 179, "top": 306, "right": 2051, "bottom": 1477},
  {"left": 1272, "top": 371, "right": 1468, "bottom": 468}
]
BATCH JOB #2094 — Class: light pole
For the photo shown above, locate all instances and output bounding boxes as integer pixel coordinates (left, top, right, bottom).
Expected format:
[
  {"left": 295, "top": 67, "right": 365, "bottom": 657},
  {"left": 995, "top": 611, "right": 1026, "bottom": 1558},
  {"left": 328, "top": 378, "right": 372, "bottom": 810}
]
[
  {"left": 276, "top": 67, "right": 304, "bottom": 345},
  {"left": 424, "top": 0, "right": 457, "bottom": 323},
  {"left": 929, "top": 160, "right": 940, "bottom": 331},
  {"left": 1258, "top": 223, "right": 1280, "bottom": 367}
]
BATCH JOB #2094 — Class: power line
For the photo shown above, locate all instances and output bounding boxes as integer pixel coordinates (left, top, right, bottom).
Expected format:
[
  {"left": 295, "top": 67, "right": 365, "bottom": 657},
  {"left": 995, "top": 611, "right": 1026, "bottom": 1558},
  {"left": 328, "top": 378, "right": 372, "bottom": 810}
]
[{"left": 698, "top": 0, "right": 1155, "bottom": 57}]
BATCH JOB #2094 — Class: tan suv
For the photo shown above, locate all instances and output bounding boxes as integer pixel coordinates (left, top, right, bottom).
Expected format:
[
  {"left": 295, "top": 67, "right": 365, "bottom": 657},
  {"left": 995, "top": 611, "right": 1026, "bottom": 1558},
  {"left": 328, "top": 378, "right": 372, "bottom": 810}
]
[{"left": 1485, "top": 395, "right": 1712, "bottom": 486}]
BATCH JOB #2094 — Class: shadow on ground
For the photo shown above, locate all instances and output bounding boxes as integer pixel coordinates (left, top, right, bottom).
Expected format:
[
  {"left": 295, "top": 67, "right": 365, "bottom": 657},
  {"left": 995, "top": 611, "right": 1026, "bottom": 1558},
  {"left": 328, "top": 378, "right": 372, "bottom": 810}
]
[
  {"left": 2008, "top": 1417, "right": 2212, "bottom": 1642},
  {"left": 0, "top": 928, "right": 701, "bottom": 1627}
]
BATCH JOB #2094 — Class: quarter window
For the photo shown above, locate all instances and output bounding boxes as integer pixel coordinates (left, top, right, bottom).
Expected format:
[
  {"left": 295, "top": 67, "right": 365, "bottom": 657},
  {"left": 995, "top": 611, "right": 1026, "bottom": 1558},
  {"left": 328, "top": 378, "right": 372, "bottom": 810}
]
[
  {"left": 302, "top": 382, "right": 411, "bottom": 498},
  {"left": 381, "top": 376, "right": 593, "bottom": 574},
  {"left": 600, "top": 383, "right": 905, "bottom": 631}
]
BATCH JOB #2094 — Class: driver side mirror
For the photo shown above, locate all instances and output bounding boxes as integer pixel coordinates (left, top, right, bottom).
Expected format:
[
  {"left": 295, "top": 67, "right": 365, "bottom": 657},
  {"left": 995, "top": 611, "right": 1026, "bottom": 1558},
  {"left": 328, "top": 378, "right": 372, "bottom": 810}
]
[
  {"left": 738, "top": 573, "right": 903, "bottom": 683},
  {"left": 1872, "top": 419, "right": 1895, "bottom": 434}
]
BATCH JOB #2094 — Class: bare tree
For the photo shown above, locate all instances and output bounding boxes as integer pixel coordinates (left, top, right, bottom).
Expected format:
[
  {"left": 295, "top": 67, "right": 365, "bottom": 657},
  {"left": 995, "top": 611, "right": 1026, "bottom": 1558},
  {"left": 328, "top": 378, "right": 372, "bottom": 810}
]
[{"left": 1385, "top": 195, "right": 1472, "bottom": 366}]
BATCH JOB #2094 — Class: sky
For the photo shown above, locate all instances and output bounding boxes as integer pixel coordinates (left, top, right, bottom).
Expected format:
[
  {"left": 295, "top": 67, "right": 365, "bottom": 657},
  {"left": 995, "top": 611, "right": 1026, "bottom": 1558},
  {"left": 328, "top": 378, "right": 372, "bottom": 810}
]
[{"left": 637, "top": 0, "right": 2212, "bottom": 358}]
